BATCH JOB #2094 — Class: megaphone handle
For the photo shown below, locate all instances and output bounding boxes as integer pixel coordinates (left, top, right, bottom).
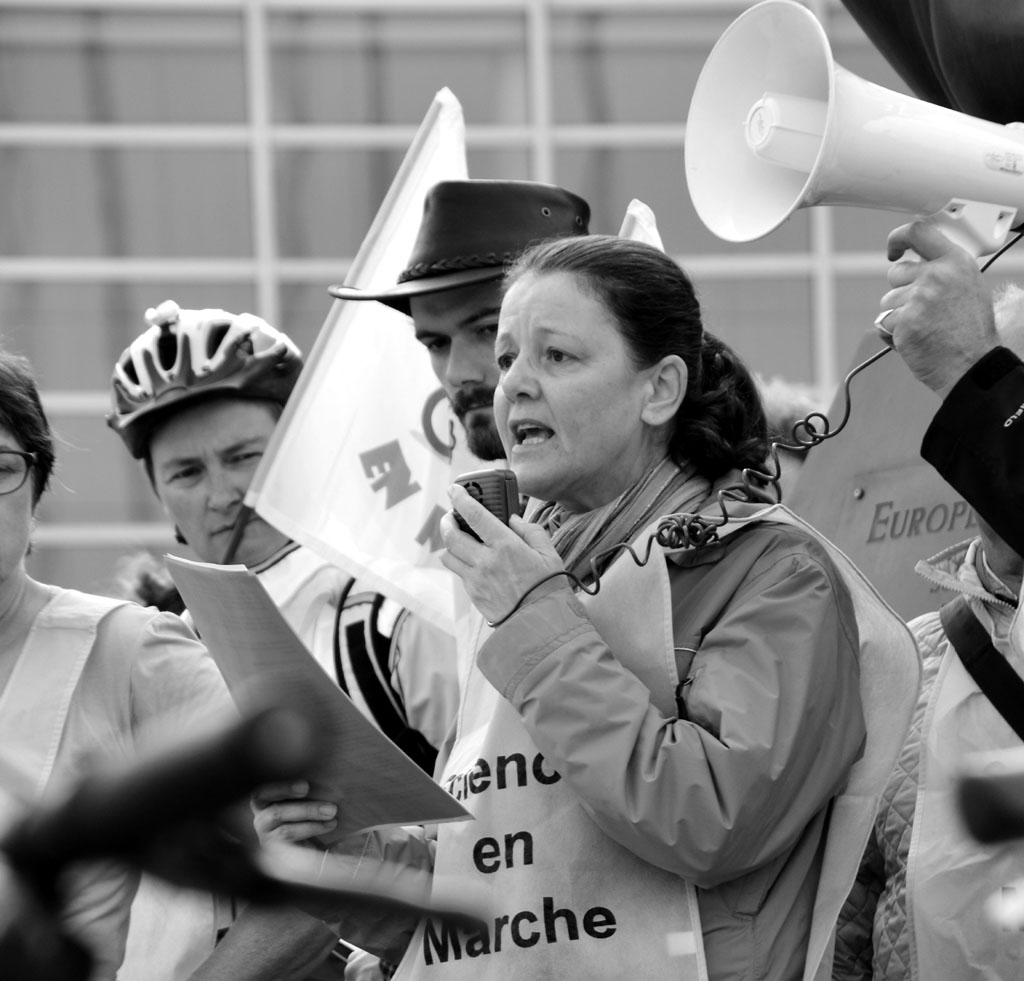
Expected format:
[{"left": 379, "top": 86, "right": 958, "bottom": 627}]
[{"left": 922, "top": 200, "right": 1017, "bottom": 259}]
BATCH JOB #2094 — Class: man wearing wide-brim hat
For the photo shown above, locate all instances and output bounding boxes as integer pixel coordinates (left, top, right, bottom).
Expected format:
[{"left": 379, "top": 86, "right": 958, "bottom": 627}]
[{"left": 330, "top": 180, "right": 590, "bottom": 461}]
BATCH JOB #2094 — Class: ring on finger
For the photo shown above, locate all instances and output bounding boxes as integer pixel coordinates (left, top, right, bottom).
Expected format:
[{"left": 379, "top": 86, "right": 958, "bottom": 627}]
[{"left": 874, "top": 308, "right": 896, "bottom": 342}]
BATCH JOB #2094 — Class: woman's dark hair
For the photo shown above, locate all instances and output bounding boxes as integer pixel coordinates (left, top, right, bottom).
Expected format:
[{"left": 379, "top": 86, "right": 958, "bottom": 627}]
[
  {"left": 504, "top": 234, "right": 769, "bottom": 483},
  {"left": 0, "top": 350, "right": 56, "bottom": 504}
]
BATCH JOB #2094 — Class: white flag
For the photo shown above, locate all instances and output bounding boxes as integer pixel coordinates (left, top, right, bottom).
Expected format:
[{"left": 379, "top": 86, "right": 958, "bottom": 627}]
[
  {"left": 246, "top": 89, "right": 467, "bottom": 635},
  {"left": 618, "top": 198, "right": 664, "bottom": 250}
]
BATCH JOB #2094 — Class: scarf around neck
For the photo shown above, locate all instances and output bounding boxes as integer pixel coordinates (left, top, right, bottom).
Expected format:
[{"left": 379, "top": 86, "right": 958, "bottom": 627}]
[{"left": 525, "top": 457, "right": 712, "bottom": 584}]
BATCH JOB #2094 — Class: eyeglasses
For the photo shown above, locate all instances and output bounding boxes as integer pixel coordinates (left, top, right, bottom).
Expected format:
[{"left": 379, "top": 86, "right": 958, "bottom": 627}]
[{"left": 0, "top": 450, "right": 36, "bottom": 496}]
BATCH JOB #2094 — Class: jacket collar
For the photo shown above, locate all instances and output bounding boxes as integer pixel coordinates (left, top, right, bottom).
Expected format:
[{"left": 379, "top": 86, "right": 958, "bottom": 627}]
[
  {"left": 247, "top": 539, "right": 301, "bottom": 574},
  {"left": 915, "top": 537, "right": 1018, "bottom": 611}
]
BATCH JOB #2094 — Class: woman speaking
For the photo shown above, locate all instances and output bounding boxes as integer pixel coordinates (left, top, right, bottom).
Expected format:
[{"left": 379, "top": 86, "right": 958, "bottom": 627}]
[{"left": 255, "top": 235, "right": 918, "bottom": 981}]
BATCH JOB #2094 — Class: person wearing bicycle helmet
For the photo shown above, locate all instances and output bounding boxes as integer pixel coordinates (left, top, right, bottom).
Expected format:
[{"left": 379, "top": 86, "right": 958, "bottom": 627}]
[
  {"left": 108, "top": 300, "right": 459, "bottom": 981},
  {"left": 109, "top": 298, "right": 301, "bottom": 568}
]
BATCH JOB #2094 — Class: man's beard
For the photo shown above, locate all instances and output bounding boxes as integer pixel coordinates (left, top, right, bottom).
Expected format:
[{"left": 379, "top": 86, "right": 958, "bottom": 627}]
[{"left": 452, "top": 387, "right": 505, "bottom": 461}]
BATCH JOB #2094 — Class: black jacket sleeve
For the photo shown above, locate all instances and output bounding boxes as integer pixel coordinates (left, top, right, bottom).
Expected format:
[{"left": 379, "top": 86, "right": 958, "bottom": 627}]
[{"left": 922, "top": 346, "right": 1024, "bottom": 555}]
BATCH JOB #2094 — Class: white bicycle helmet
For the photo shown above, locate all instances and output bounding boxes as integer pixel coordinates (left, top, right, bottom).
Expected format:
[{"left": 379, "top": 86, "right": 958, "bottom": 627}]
[{"left": 108, "top": 299, "right": 303, "bottom": 458}]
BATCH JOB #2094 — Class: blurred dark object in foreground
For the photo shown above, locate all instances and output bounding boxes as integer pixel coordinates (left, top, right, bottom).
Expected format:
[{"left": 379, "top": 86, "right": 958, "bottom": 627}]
[
  {"left": 959, "top": 748, "right": 1024, "bottom": 844},
  {"left": 0, "top": 705, "right": 317, "bottom": 981},
  {"left": 0, "top": 699, "right": 486, "bottom": 981}
]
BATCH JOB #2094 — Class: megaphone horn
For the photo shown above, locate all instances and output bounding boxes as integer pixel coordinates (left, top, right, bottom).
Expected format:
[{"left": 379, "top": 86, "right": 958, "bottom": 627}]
[{"left": 684, "top": 0, "right": 1024, "bottom": 257}]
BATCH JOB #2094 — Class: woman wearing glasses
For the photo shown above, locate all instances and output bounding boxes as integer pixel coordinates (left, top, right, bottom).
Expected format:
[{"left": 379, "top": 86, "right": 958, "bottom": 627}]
[{"left": 0, "top": 350, "right": 231, "bottom": 981}]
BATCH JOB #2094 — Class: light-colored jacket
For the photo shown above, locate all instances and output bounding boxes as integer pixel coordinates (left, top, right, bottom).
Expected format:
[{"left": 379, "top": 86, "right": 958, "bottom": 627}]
[
  {"left": 834, "top": 538, "right": 1024, "bottom": 981},
  {"left": 365, "top": 503, "right": 917, "bottom": 981},
  {"left": 467, "top": 512, "right": 864, "bottom": 981},
  {"left": 0, "top": 589, "right": 230, "bottom": 981}
]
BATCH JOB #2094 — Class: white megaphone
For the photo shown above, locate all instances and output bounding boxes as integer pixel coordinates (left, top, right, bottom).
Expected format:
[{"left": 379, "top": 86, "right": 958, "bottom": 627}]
[{"left": 685, "top": 0, "right": 1024, "bottom": 257}]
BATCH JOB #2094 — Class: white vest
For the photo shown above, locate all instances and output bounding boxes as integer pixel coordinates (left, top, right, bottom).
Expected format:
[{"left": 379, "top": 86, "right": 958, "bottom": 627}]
[
  {"left": 910, "top": 594, "right": 1024, "bottom": 979},
  {"left": 396, "top": 511, "right": 706, "bottom": 981},
  {"left": 0, "top": 590, "right": 132, "bottom": 981},
  {"left": 397, "top": 503, "right": 918, "bottom": 981}
]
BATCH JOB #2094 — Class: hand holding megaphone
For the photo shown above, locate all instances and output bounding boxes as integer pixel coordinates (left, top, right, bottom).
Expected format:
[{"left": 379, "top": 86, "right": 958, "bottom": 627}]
[{"left": 874, "top": 220, "right": 999, "bottom": 398}]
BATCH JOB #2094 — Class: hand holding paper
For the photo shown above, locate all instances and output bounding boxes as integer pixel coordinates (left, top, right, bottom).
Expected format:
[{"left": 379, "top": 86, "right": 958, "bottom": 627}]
[{"left": 166, "top": 555, "right": 468, "bottom": 844}]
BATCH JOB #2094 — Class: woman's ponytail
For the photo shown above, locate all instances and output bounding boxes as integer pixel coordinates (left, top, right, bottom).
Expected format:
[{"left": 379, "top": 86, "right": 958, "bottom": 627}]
[{"left": 671, "top": 332, "right": 769, "bottom": 483}]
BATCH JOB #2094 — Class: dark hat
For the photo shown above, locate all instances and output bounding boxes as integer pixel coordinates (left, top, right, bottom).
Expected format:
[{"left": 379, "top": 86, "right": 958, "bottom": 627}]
[{"left": 328, "top": 180, "right": 591, "bottom": 315}]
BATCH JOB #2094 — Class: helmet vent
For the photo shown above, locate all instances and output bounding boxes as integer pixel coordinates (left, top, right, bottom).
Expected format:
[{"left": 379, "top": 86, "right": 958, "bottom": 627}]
[
  {"left": 156, "top": 330, "right": 179, "bottom": 373},
  {"left": 206, "top": 321, "right": 231, "bottom": 359},
  {"left": 108, "top": 308, "right": 304, "bottom": 458},
  {"left": 120, "top": 356, "right": 139, "bottom": 386}
]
